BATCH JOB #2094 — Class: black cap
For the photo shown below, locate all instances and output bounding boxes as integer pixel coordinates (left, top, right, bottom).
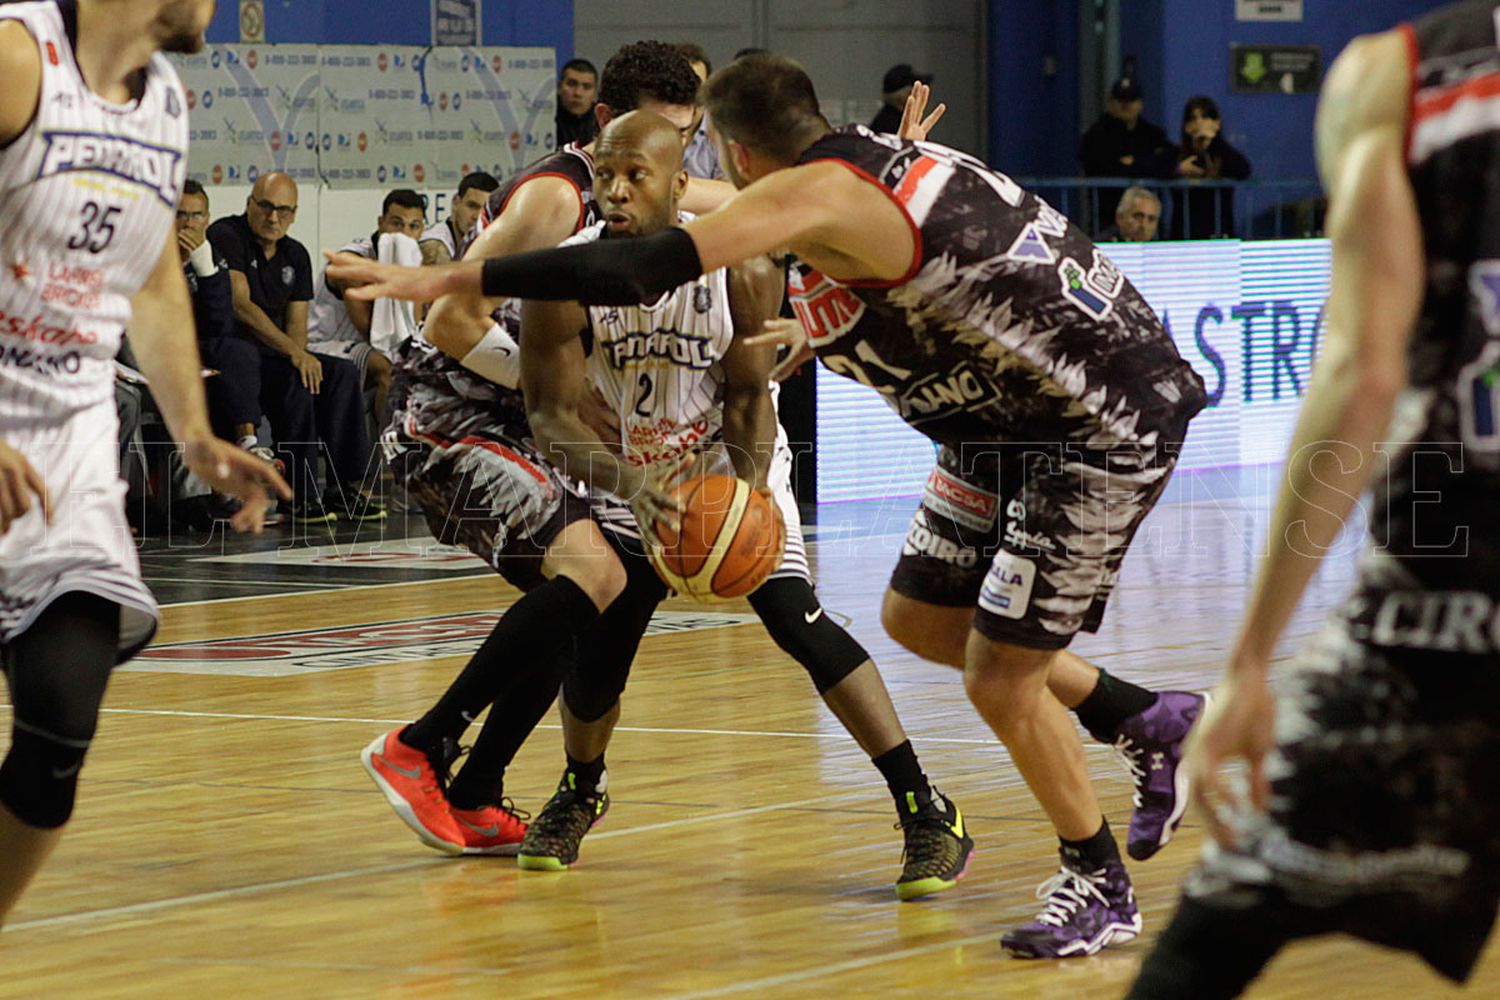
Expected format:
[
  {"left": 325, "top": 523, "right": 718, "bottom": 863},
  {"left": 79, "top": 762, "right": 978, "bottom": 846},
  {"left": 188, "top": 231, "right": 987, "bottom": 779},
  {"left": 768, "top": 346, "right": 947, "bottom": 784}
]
[
  {"left": 883, "top": 63, "right": 933, "bottom": 94},
  {"left": 1111, "top": 77, "right": 1143, "bottom": 102}
]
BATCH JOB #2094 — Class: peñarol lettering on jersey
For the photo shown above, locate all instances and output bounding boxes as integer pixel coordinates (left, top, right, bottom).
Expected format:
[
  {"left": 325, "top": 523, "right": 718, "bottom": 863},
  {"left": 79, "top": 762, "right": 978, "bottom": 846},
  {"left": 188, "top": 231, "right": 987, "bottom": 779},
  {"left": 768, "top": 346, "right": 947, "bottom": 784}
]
[
  {"left": 37, "top": 130, "right": 183, "bottom": 206},
  {"left": 604, "top": 327, "right": 716, "bottom": 369}
]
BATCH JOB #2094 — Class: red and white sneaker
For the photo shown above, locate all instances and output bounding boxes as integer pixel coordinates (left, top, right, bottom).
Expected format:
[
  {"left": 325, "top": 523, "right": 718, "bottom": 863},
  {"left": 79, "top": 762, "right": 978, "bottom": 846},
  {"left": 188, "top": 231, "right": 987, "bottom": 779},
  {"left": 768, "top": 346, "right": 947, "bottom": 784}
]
[
  {"left": 361, "top": 729, "right": 464, "bottom": 855},
  {"left": 451, "top": 800, "right": 529, "bottom": 856}
]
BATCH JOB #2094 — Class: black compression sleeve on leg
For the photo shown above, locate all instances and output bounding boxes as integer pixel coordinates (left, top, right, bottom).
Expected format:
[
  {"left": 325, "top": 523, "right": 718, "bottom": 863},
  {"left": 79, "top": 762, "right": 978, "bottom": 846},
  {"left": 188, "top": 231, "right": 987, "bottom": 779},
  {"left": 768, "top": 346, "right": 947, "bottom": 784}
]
[
  {"left": 406, "top": 575, "right": 600, "bottom": 750},
  {"left": 480, "top": 228, "right": 704, "bottom": 304},
  {"left": 748, "top": 578, "right": 869, "bottom": 694},
  {"left": 0, "top": 592, "right": 119, "bottom": 829},
  {"left": 562, "top": 558, "right": 666, "bottom": 722}
]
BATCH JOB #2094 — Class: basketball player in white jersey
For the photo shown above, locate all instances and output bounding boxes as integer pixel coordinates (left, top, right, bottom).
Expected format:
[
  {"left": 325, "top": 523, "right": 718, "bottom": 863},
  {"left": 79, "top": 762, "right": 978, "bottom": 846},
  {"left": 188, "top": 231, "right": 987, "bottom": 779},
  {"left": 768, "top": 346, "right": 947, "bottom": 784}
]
[
  {"left": 512, "top": 110, "right": 974, "bottom": 895},
  {"left": 0, "top": 0, "right": 289, "bottom": 925}
]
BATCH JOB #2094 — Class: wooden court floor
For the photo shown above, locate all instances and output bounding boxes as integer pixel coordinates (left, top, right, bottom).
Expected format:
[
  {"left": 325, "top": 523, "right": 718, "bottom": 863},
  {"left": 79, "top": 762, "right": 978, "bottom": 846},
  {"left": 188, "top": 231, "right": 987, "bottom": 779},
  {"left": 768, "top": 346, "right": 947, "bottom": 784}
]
[{"left": 2, "top": 489, "right": 1498, "bottom": 998}]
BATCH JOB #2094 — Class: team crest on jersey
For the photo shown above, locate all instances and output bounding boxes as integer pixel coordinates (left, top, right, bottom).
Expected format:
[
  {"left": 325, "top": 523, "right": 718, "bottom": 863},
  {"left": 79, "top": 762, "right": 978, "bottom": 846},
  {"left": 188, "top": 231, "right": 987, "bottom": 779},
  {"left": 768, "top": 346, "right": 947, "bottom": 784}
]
[
  {"left": 281, "top": 265, "right": 295, "bottom": 286},
  {"left": 37, "top": 131, "right": 183, "bottom": 207},
  {"left": 165, "top": 89, "right": 181, "bottom": 118},
  {"left": 693, "top": 284, "right": 713, "bottom": 314}
]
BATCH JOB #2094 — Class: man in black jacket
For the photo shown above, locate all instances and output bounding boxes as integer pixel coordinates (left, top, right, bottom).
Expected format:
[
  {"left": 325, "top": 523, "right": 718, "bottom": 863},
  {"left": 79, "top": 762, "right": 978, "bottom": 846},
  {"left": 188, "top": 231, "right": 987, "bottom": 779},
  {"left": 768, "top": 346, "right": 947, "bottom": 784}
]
[
  {"left": 555, "top": 58, "right": 598, "bottom": 148},
  {"left": 1078, "top": 77, "right": 1175, "bottom": 228}
]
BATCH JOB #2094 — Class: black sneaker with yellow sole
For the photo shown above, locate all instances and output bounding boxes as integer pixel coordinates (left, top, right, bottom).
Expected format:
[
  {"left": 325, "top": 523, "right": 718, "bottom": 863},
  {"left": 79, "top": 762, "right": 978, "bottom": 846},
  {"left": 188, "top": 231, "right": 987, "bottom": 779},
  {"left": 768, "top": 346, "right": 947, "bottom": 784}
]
[
  {"left": 895, "top": 788, "right": 974, "bottom": 901},
  {"left": 516, "top": 778, "right": 609, "bottom": 871}
]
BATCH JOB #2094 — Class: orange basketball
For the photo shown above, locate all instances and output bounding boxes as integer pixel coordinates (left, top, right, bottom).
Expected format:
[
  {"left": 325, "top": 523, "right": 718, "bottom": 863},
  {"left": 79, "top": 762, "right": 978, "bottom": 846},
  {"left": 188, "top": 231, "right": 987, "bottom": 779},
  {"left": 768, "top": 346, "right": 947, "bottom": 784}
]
[{"left": 648, "top": 474, "right": 785, "bottom": 601}]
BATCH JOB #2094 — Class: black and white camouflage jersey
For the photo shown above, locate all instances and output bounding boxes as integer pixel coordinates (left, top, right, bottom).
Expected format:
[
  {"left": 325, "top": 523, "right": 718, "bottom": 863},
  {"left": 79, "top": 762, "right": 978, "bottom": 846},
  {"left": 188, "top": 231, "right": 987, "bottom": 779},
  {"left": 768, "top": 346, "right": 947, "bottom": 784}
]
[{"left": 788, "top": 126, "right": 1206, "bottom": 449}]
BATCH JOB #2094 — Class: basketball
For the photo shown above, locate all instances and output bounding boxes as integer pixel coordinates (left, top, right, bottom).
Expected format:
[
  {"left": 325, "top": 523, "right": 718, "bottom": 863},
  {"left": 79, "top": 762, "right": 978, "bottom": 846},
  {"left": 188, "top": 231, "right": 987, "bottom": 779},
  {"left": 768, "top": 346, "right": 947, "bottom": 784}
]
[{"left": 647, "top": 474, "right": 785, "bottom": 601}]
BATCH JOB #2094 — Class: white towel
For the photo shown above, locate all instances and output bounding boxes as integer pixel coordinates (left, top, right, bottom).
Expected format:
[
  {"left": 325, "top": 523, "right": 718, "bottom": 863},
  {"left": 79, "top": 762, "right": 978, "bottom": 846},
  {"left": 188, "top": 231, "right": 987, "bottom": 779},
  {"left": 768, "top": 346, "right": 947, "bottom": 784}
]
[{"left": 370, "top": 232, "right": 422, "bottom": 355}]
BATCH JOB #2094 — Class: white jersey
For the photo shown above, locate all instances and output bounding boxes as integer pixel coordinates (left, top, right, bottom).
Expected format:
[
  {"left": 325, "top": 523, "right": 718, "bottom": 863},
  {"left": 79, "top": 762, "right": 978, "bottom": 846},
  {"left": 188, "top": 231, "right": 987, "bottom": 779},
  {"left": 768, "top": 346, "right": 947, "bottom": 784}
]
[
  {"left": 419, "top": 218, "right": 459, "bottom": 260},
  {"left": 0, "top": 1, "right": 185, "bottom": 655},
  {"left": 308, "top": 233, "right": 373, "bottom": 347},
  {"left": 570, "top": 220, "right": 733, "bottom": 467},
  {"left": 0, "top": 0, "right": 188, "bottom": 428},
  {"left": 570, "top": 220, "right": 809, "bottom": 582}
]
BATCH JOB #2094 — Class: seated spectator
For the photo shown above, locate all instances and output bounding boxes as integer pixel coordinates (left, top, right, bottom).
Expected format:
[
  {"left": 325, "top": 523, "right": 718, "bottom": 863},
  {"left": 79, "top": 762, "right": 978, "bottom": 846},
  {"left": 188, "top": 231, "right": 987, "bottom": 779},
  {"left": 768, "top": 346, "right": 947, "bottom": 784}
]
[
  {"left": 1171, "top": 95, "right": 1252, "bottom": 239},
  {"left": 1079, "top": 76, "right": 1175, "bottom": 225},
  {"left": 177, "top": 180, "right": 271, "bottom": 461},
  {"left": 555, "top": 57, "right": 599, "bottom": 148},
  {"left": 676, "top": 42, "right": 724, "bottom": 181},
  {"left": 1097, "top": 186, "right": 1162, "bottom": 243},
  {"left": 309, "top": 188, "right": 427, "bottom": 419},
  {"left": 871, "top": 63, "right": 930, "bottom": 135},
  {"left": 208, "top": 172, "right": 385, "bottom": 525},
  {"left": 419, "top": 172, "right": 499, "bottom": 265}
]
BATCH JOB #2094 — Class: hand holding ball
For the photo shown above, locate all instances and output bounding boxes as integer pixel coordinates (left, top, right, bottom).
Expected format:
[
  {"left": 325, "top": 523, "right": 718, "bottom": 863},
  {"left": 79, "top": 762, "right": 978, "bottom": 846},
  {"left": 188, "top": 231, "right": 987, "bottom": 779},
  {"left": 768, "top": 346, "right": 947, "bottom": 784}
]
[{"left": 646, "top": 474, "right": 784, "bottom": 601}]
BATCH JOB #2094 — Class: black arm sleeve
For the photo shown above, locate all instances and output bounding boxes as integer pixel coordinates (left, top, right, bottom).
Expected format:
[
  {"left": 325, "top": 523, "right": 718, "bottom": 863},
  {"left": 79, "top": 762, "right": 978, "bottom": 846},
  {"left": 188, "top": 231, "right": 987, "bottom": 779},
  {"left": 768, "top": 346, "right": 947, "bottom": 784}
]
[{"left": 480, "top": 227, "right": 704, "bottom": 305}]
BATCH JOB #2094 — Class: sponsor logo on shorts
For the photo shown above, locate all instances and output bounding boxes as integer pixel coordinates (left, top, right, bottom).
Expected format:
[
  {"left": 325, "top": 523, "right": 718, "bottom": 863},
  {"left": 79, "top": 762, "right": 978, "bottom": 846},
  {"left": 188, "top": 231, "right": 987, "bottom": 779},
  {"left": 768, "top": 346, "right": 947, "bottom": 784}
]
[
  {"left": 924, "top": 467, "right": 998, "bottom": 531},
  {"left": 902, "top": 518, "right": 979, "bottom": 567},
  {"left": 979, "top": 553, "right": 1036, "bottom": 621}
]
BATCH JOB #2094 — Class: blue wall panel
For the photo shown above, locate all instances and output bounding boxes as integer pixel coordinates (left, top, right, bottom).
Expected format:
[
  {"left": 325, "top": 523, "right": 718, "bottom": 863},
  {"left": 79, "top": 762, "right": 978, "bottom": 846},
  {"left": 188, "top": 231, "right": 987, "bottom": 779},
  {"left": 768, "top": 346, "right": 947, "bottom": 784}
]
[{"left": 205, "top": 0, "right": 572, "bottom": 51}]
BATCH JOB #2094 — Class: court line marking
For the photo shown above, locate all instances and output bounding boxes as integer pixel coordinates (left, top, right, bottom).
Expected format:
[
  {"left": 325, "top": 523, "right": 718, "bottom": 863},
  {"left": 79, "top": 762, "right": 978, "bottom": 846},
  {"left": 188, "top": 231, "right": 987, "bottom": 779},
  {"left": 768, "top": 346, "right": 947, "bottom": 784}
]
[
  {"left": 157, "top": 572, "right": 495, "bottom": 608},
  {"left": 143, "top": 576, "right": 357, "bottom": 589},
  {"left": 2, "top": 791, "right": 855, "bottom": 934},
  {"left": 667, "top": 931, "right": 1005, "bottom": 1000},
  {"left": 11, "top": 705, "right": 1007, "bottom": 747}
]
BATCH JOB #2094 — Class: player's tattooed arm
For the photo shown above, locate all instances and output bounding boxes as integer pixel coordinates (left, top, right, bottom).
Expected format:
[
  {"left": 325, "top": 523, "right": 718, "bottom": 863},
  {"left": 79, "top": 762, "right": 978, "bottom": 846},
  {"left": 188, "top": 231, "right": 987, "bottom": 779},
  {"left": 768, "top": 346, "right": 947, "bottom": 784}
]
[
  {"left": 419, "top": 239, "right": 453, "bottom": 267},
  {"left": 721, "top": 256, "right": 784, "bottom": 491},
  {"left": 1190, "top": 28, "right": 1422, "bottom": 848},
  {"left": 0, "top": 21, "right": 41, "bottom": 147}
]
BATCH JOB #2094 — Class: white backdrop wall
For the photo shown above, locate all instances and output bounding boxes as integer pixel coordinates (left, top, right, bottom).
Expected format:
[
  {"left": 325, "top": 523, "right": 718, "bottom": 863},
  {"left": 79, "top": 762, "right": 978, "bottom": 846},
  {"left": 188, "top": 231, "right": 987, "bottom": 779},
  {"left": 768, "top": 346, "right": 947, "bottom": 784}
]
[
  {"left": 170, "top": 43, "right": 557, "bottom": 254},
  {"left": 574, "top": 0, "right": 986, "bottom": 158}
]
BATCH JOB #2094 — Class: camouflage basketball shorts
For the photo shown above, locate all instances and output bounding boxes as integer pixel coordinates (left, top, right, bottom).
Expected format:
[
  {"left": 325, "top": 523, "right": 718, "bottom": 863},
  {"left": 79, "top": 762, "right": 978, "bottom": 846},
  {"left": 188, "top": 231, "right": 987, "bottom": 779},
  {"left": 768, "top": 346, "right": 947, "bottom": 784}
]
[
  {"left": 390, "top": 414, "right": 592, "bottom": 592},
  {"left": 889, "top": 435, "right": 1179, "bottom": 649}
]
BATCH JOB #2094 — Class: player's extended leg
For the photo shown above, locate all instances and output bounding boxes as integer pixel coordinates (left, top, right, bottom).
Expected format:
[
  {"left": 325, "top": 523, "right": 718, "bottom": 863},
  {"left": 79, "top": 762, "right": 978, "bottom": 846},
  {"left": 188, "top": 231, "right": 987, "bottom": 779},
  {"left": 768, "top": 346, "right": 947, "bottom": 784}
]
[
  {"left": 517, "top": 551, "right": 667, "bottom": 872},
  {"left": 0, "top": 593, "right": 120, "bottom": 926},
  {"left": 882, "top": 590, "right": 1202, "bottom": 860},
  {"left": 363, "top": 421, "right": 628, "bottom": 856},
  {"left": 961, "top": 631, "right": 1141, "bottom": 958},
  {"left": 748, "top": 576, "right": 974, "bottom": 900}
]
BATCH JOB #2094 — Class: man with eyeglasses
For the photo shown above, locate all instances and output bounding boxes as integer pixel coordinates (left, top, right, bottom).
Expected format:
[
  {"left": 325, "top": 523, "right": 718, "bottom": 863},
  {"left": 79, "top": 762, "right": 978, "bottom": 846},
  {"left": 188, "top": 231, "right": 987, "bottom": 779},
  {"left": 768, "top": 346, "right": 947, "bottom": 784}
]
[
  {"left": 175, "top": 181, "right": 270, "bottom": 470},
  {"left": 208, "top": 172, "right": 385, "bottom": 524}
]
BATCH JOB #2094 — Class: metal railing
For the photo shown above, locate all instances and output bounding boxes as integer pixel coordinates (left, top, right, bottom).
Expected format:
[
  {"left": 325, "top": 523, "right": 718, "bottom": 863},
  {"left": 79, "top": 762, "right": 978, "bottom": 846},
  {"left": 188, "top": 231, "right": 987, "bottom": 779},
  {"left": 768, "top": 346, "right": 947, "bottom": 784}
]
[{"left": 1011, "top": 177, "right": 1325, "bottom": 241}]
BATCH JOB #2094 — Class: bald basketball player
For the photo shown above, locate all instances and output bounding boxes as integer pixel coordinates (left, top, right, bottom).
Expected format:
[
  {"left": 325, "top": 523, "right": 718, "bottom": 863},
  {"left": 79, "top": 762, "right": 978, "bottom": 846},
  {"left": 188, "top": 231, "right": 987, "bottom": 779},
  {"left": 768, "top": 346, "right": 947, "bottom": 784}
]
[
  {"left": 511, "top": 110, "right": 974, "bottom": 892},
  {"left": 329, "top": 54, "right": 1207, "bottom": 958}
]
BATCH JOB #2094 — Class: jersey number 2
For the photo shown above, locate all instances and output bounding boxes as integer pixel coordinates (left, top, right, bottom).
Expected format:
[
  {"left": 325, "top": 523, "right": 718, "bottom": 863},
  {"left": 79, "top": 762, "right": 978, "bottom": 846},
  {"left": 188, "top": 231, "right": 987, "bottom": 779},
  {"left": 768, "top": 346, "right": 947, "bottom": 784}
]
[
  {"left": 67, "top": 201, "right": 121, "bottom": 254},
  {"left": 634, "top": 372, "right": 655, "bottom": 417}
]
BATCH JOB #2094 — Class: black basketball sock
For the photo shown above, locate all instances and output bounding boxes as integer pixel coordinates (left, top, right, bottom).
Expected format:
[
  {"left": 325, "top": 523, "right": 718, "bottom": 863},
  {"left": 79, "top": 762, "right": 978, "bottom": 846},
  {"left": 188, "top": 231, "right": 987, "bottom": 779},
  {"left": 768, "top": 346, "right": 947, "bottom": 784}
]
[
  {"left": 1073, "top": 669, "right": 1158, "bottom": 743},
  {"left": 872, "top": 740, "right": 933, "bottom": 814},
  {"left": 1060, "top": 818, "right": 1121, "bottom": 869},
  {"left": 445, "top": 640, "right": 572, "bottom": 811},
  {"left": 564, "top": 751, "right": 607, "bottom": 796},
  {"left": 404, "top": 576, "right": 599, "bottom": 753}
]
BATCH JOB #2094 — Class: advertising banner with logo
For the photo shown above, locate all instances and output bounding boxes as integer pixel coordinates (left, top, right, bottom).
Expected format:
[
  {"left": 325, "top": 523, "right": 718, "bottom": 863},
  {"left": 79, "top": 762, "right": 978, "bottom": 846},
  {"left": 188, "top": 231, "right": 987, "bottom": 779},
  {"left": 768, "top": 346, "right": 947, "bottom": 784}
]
[
  {"left": 172, "top": 44, "right": 554, "bottom": 190},
  {"left": 815, "top": 239, "right": 1333, "bottom": 503}
]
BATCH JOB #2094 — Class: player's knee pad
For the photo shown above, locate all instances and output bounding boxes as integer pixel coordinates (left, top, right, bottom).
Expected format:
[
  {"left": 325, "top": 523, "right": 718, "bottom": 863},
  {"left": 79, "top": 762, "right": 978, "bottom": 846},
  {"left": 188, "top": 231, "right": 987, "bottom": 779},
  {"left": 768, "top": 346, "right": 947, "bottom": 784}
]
[
  {"left": 749, "top": 578, "right": 870, "bottom": 694},
  {"left": 562, "top": 649, "right": 629, "bottom": 723},
  {"left": 0, "top": 723, "right": 90, "bottom": 829}
]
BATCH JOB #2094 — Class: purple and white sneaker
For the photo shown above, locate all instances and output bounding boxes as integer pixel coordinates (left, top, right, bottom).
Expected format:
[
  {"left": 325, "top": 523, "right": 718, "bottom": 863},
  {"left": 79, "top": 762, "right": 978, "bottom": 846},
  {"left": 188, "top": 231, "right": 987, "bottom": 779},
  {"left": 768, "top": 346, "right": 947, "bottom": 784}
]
[
  {"left": 1001, "top": 856, "right": 1141, "bottom": 958},
  {"left": 1114, "top": 690, "right": 1207, "bottom": 861}
]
